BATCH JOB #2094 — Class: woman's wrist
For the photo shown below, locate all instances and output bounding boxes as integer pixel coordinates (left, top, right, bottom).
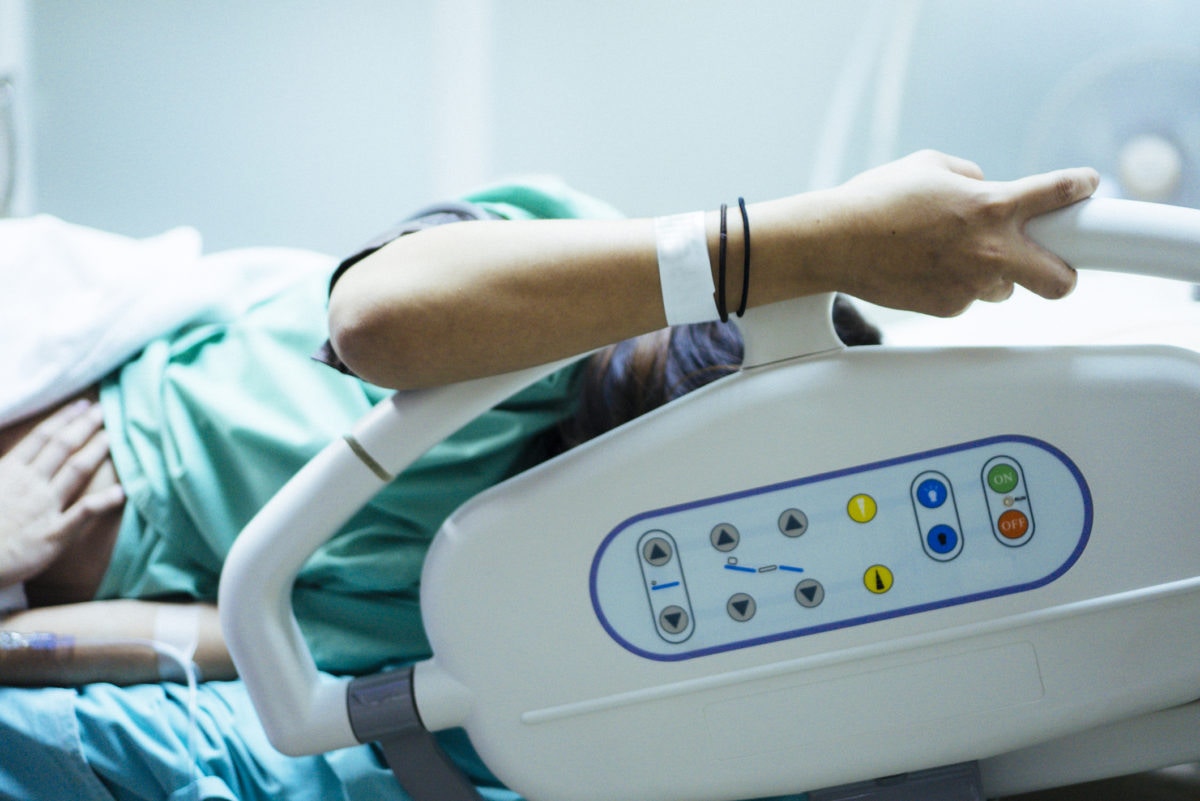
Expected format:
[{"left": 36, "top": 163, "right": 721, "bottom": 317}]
[
  {"left": 0, "top": 630, "right": 77, "bottom": 685},
  {"left": 0, "top": 631, "right": 165, "bottom": 687},
  {"left": 726, "top": 192, "right": 844, "bottom": 307}
]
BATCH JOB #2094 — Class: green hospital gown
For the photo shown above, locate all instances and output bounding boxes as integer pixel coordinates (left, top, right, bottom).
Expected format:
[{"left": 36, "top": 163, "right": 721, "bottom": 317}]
[
  {"left": 95, "top": 177, "right": 623, "bottom": 675},
  {"left": 0, "top": 179, "right": 810, "bottom": 801}
]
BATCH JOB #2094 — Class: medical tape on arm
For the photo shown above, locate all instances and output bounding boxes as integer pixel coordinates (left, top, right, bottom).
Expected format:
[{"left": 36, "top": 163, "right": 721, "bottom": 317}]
[
  {"left": 655, "top": 212, "right": 719, "bottom": 325},
  {"left": 153, "top": 603, "right": 201, "bottom": 681}
]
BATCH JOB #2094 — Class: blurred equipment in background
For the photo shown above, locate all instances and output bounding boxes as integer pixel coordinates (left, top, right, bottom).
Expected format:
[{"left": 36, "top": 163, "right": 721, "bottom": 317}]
[
  {"left": 0, "top": 74, "right": 15, "bottom": 217},
  {"left": 1024, "top": 49, "right": 1200, "bottom": 209}
]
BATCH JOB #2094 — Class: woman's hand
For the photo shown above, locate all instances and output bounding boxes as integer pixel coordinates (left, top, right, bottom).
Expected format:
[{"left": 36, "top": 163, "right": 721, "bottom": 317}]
[
  {"left": 812, "top": 149, "right": 1101, "bottom": 316},
  {"left": 0, "top": 400, "right": 125, "bottom": 587}
]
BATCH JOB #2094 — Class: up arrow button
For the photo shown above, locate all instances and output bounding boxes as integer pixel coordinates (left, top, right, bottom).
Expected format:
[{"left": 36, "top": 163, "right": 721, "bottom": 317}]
[{"left": 779, "top": 509, "right": 809, "bottom": 537}]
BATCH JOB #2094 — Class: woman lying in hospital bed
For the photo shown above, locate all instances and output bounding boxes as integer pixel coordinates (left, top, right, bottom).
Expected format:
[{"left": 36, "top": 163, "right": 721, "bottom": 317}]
[{"left": 0, "top": 151, "right": 1098, "bottom": 800}]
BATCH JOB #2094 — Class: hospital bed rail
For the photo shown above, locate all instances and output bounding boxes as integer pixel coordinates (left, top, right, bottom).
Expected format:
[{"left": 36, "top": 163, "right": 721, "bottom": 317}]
[{"left": 220, "top": 197, "right": 1200, "bottom": 801}]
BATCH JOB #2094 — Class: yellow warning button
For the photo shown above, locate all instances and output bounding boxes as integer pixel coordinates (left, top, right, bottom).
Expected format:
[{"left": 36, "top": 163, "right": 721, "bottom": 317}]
[
  {"left": 847, "top": 494, "right": 877, "bottom": 523},
  {"left": 864, "top": 564, "right": 894, "bottom": 594}
]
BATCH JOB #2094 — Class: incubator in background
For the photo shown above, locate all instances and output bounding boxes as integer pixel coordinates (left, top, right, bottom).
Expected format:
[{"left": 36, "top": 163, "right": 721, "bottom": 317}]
[
  {"left": 818, "top": 0, "right": 1200, "bottom": 346},
  {"left": 814, "top": 0, "right": 1200, "bottom": 210}
]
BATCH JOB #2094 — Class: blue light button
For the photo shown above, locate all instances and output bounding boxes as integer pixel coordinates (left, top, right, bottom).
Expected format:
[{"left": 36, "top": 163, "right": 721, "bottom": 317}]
[
  {"left": 927, "top": 524, "right": 959, "bottom": 555},
  {"left": 916, "top": 477, "right": 949, "bottom": 508}
]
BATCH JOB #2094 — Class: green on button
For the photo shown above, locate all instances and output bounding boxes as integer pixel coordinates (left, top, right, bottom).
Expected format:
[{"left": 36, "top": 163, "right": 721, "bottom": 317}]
[{"left": 987, "top": 463, "right": 1019, "bottom": 494}]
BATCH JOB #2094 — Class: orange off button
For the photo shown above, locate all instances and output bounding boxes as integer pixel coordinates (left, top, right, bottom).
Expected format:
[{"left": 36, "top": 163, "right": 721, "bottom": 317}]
[{"left": 997, "top": 510, "right": 1029, "bottom": 540}]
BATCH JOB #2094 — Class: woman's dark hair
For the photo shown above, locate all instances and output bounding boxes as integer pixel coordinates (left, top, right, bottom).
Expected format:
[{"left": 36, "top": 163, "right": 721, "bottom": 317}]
[{"left": 556, "top": 294, "right": 881, "bottom": 449}]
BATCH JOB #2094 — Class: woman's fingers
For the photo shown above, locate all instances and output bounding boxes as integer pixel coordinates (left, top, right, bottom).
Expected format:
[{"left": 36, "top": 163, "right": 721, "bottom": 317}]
[
  {"left": 997, "top": 167, "right": 1099, "bottom": 301},
  {"left": 12, "top": 400, "right": 105, "bottom": 480},
  {"left": 0, "top": 399, "right": 121, "bottom": 587},
  {"left": 2, "top": 400, "right": 114, "bottom": 510},
  {"left": 1009, "top": 166, "right": 1101, "bottom": 219},
  {"left": 34, "top": 403, "right": 105, "bottom": 477},
  {"left": 48, "top": 427, "right": 114, "bottom": 506},
  {"left": 55, "top": 483, "right": 126, "bottom": 537},
  {"left": 6, "top": 399, "right": 94, "bottom": 465},
  {"left": 977, "top": 277, "right": 1016, "bottom": 304},
  {"left": 939, "top": 152, "right": 985, "bottom": 181},
  {"left": 1007, "top": 242, "right": 1080, "bottom": 301}
]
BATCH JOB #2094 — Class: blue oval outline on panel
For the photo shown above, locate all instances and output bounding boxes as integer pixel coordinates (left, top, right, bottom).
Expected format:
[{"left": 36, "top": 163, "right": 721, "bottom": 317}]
[{"left": 589, "top": 435, "right": 1093, "bottom": 661}]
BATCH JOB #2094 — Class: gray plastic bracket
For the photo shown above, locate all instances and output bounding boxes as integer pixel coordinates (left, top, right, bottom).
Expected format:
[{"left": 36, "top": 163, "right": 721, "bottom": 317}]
[
  {"left": 808, "top": 762, "right": 984, "bottom": 801},
  {"left": 347, "top": 667, "right": 484, "bottom": 801}
]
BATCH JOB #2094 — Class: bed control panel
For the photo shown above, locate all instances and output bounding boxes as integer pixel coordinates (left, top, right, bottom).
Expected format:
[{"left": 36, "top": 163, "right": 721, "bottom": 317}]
[{"left": 590, "top": 436, "right": 1092, "bottom": 660}]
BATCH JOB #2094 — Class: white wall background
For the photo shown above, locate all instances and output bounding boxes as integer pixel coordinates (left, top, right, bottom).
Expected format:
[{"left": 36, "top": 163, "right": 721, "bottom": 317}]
[
  {"left": 10, "top": 0, "right": 1200, "bottom": 255},
  {"left": 0, "top": 0, "right": 30, "bottom": 216}
]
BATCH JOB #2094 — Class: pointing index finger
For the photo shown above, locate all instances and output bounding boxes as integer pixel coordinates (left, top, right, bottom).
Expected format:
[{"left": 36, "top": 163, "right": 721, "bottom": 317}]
[{"left": 1011, "top": 167, "right": 1101, "bottom": 220}]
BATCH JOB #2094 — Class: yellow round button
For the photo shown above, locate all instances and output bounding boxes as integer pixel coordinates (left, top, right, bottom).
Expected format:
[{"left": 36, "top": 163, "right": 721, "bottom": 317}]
[
  {"left": 864, "top": 564, "right": 894, "bottom": 594},
  {"left": 847, "top": 493, "right": 877, "bottom": 523}
]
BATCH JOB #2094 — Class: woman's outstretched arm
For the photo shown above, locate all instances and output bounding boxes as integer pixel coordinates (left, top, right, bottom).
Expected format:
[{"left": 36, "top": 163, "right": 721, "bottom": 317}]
[
  {"left": 1, "top": 600, "right": 234, "bottom": 686},
  {"left": 327, "top": 151, "right": 1100, "bottom": 390}
]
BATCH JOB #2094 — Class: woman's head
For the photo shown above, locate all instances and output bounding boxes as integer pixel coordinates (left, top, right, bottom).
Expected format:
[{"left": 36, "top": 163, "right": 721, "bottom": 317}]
[{"left": 558, "top": 295, "right": 881, "bottom": 449}]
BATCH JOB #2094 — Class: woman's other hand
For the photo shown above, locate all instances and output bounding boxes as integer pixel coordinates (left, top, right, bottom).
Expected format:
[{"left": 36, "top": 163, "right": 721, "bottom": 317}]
[{"left": 0, "top": 401, "right": 125, "bottom": 587}]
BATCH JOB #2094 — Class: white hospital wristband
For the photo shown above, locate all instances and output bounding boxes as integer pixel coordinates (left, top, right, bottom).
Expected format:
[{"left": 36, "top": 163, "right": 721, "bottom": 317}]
[
  {"left": 0, "top": 583, "right": 28, "bottom": 617},
  {"left": 655, "top": 211, "right": 719, "bottom": 326}
]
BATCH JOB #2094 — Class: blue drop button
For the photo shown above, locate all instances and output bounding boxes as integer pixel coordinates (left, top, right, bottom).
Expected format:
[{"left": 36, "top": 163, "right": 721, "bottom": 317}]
[{"left": 927, "top": 524, "right": 959, "bottom": 555}]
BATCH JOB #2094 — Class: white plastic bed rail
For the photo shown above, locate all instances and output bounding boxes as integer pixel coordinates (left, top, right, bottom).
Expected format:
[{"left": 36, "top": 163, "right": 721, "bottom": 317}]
[{"left": 220, "top": 197, "right": 1200, "bottom": 799}]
